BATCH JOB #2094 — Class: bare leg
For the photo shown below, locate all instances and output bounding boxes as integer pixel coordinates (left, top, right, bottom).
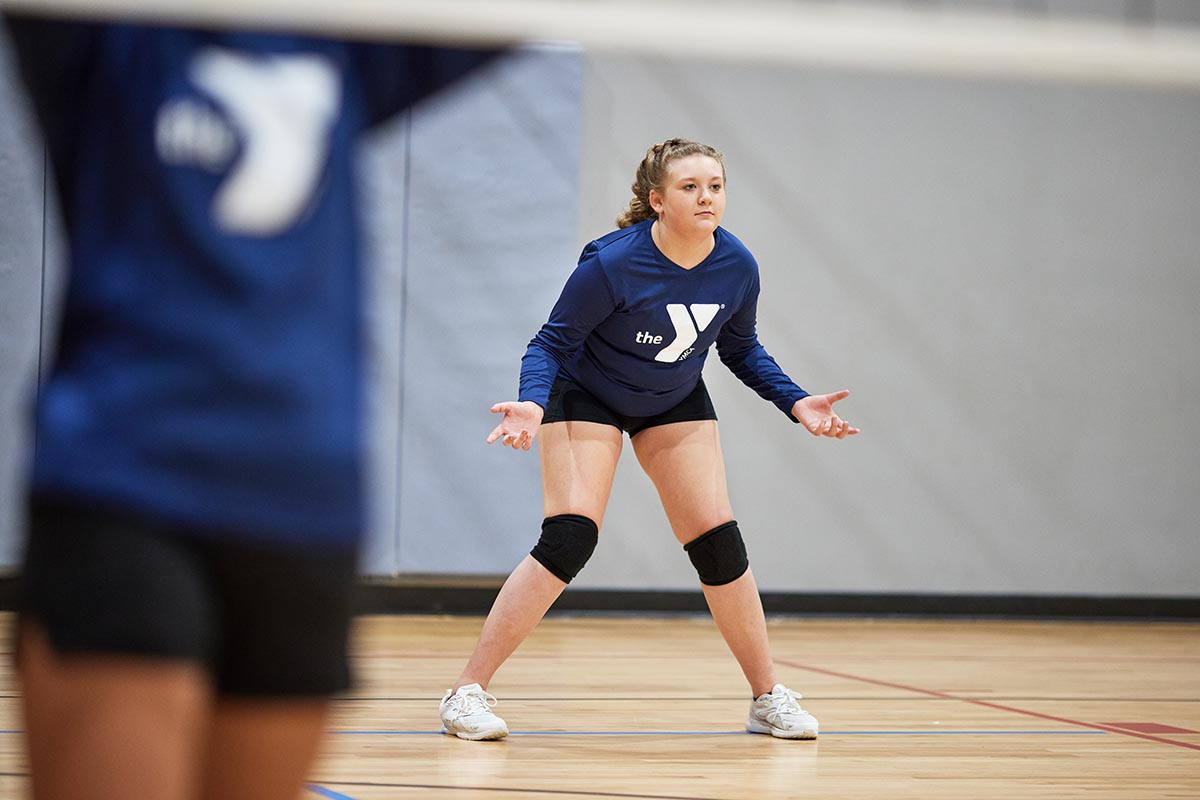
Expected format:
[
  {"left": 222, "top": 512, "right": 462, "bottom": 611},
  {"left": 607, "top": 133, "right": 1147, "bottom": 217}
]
[
  {"left": 632, "top": 421, "right": 779, "bottom": 696},
  {"left": 453, "top": 555, "right": 569, "bottom": 689},
  {"left": 700, "top": 569, "right": 777, "bottom": 696},
  {"left": 199, "top": 697, "right": 330, "bottom": 800},
  {"left": 453, "top": 420, "right": 623, "bottom": 691},
  {"left": 18, "top": 622, "right": 211, "bottom": 800}
]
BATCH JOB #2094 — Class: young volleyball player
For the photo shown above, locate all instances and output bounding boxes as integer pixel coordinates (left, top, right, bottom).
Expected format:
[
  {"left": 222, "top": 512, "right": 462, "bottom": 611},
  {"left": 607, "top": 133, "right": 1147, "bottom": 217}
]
[{"left": 439, "top": 138, "right": 858, "bottom": 741}]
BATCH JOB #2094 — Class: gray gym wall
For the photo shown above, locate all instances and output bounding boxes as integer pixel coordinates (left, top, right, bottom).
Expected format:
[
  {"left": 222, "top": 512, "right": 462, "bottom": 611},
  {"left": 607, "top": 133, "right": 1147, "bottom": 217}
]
[
  {"left": 0, "top": 38, "right": 41, "bottom": 570},
  {"left": 2, "top": 2, "right": 1198, "bottom": 598}
]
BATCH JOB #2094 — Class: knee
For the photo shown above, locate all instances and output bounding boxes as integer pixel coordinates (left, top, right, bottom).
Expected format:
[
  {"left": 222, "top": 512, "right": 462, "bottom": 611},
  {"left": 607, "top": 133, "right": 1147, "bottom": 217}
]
[
  {"left": 530, "top": 514, "right": 599, "bottom": 584},
  {"left": 683, "top": 520, "right": 748, "bottom": 586}
]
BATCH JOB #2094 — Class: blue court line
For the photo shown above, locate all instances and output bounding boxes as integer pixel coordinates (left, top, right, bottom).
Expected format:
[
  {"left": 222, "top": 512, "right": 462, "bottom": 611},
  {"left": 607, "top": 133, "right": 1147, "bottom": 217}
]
[
  {"left": 330, "top": 729, "right": 1107, "bottom": 736},
  {"left": 307, "top": 787, "right": 357, "bottom": 800}
]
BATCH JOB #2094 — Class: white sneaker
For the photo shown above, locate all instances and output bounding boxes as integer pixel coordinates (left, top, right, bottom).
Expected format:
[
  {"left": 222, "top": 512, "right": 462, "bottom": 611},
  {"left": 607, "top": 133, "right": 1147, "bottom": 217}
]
[
  {"left": 439, "top": 683, "right": 509, "bottom": 741},
  {"left": 746, "top": 684, "right": 819, "bottom": 739}
]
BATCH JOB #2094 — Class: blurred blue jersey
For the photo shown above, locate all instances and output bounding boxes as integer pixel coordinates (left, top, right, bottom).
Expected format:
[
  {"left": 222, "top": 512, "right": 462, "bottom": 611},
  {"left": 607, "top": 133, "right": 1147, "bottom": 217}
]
[
  {"left": 6, "top": 16, "right": 498, "bottom": 547},
  {"left": 519, "top": 219, "right": 809, "bottom": 419}
]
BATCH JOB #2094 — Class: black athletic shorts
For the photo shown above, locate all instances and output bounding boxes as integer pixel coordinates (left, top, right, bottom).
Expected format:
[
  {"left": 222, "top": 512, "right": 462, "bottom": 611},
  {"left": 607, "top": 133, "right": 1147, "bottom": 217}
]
[
  {"left": 542, "top": 374, "right": 717, "bottom": 436},
  {"left": 17, "top": 500, "right": 358, "bottom": 696}
]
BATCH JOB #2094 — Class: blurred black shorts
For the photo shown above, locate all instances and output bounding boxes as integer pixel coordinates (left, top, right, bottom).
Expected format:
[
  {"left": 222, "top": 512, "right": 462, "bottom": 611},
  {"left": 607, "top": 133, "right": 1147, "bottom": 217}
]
[
  {"left": 542, "top": 374, "right": 717, "bottom": 437},
  {"left": 18, "top": 500, "right": 358, "bottom": 696}
]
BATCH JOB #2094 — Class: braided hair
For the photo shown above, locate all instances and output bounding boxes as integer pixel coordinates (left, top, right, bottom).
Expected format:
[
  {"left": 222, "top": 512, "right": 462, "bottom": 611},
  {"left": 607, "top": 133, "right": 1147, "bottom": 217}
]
[{"left": 615, "top": 138, "right": 725, "bottom": 228}]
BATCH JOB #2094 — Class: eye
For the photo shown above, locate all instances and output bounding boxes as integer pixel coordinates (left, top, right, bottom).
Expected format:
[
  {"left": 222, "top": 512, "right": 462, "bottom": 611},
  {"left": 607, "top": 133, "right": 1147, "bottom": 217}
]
[
  {"left": 682, "top": 182, "right": 697, "bottom": 190},
  {"left": 710, "top": 183, "right": 723, "bottom": 192}
]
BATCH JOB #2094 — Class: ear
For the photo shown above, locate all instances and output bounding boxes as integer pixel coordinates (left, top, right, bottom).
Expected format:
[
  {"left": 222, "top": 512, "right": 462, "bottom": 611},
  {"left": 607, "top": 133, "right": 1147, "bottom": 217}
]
[{"left": 648, "top": 188, "right": 664, "bottom": 214}]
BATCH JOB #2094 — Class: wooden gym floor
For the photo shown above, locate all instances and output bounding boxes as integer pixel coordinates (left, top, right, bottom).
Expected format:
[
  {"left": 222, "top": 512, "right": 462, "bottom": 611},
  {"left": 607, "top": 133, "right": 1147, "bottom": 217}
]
[{"left": 0, "top": 613, "right": 1197, "bottom": 799}]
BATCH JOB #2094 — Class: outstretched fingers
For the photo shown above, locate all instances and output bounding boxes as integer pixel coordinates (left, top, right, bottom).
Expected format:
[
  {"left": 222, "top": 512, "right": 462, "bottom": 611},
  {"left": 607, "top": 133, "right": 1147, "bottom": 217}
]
[
  {"left": 486, "top": 402, "right": 539, "bottom": 450},
  {"left": 795, "top": 392, "right": 860, "bottom": 438}
]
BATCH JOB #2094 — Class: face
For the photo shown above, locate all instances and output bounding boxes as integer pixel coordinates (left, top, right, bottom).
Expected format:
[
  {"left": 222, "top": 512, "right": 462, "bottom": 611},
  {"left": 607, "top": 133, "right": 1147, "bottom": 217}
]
[{"left": 649, "top": 154, "right": 726, "bottom": 238}]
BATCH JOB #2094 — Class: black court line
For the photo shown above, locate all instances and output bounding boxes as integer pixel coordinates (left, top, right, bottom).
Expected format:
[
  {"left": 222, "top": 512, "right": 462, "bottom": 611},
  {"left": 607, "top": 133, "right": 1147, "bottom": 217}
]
[
  {"left": 0, "top": 772, "right": 724, "bottom": 799},
  {"left": 313, "top": 780, "right": 726, "bottom": 800},
  {"left": 775, "top": 658, "right": 1200, "bottom": 752},
  {"left": 352, "top": 652, "right": 1200, "bottom": 664}
]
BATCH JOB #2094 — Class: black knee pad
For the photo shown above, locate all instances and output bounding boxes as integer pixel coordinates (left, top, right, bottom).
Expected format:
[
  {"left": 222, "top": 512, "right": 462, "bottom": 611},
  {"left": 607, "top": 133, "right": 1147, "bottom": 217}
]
[
  {"left": 530, "top": 514, "right": 599, "bottom": 584},
  {"left": 683, "top": 520, "right": 749, "bottom": 586}
]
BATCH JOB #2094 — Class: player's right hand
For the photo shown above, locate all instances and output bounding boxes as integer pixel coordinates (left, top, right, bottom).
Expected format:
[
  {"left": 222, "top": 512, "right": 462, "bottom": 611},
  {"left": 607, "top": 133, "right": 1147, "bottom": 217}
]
[{"left": 486, "top": 401, "right": 545, "bottom": 451}]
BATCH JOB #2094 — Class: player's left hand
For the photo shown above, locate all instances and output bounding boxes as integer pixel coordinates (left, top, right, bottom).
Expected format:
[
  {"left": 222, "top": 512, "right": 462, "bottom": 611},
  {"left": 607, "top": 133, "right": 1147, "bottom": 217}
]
[{"left": 791, "top": 391, "right": 860, "bottom": 439}]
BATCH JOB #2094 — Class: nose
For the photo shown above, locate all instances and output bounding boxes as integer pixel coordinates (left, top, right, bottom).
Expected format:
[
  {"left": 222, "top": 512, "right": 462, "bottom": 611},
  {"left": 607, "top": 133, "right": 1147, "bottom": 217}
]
[{"left": 698, "top": 187, "right": 712, "bottom": 205}]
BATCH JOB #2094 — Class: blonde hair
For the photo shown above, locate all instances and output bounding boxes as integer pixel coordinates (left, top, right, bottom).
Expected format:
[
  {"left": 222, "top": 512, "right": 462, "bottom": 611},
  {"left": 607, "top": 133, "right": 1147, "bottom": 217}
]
[{"left": 615, "top": 138, "right": 725, "bottom": 228}]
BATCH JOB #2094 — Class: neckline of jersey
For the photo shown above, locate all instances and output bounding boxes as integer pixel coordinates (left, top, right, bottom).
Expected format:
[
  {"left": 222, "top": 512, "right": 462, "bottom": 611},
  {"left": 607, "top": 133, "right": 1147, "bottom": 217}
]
[{"left": 647, "top": 222, "right": 723, "bottom": 273}]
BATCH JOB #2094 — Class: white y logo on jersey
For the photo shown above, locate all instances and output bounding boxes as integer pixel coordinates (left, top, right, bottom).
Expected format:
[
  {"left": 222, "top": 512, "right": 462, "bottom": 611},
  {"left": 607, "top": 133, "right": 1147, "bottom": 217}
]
[
  {"left": 655, "top": 304, "right": 722, "bottom": 363},
  {"left": 156, "top": 47, "right": 341, "bottom": 236}
]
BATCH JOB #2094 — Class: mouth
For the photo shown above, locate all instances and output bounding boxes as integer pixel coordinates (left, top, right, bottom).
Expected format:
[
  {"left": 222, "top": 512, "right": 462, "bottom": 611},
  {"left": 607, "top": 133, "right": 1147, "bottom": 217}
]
[{"left": 696, "top": 211, "right": 714, "bottom": 217}]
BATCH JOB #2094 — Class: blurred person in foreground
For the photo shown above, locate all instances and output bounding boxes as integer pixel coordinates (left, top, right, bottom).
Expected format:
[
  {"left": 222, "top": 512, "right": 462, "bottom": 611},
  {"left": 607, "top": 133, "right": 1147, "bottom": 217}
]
[{"left": 3, "top": 13, "right": 500, "bottom": 799}]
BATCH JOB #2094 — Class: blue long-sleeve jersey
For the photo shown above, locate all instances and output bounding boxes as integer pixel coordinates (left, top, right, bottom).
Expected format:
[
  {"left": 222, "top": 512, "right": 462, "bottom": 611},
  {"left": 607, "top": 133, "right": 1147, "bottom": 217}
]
[
  {"left": 518, "top": 220, "right": 809, "bottom": 420},
  {"left": 6, "top": 16, "right": 498, "bottom": 547}
]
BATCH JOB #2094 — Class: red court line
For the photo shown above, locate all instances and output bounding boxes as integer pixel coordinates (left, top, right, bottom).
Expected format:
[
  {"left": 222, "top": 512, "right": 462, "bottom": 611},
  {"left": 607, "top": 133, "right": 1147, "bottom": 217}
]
[
  {"left": 1101, "top": 722, "right": 1200, "bottom": 734},
  {"left": 775, "top": 659, "right": 1200, "bottom": 752}
]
